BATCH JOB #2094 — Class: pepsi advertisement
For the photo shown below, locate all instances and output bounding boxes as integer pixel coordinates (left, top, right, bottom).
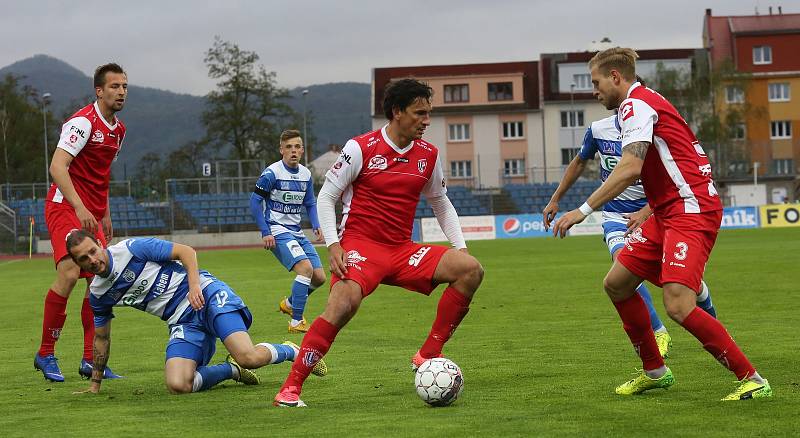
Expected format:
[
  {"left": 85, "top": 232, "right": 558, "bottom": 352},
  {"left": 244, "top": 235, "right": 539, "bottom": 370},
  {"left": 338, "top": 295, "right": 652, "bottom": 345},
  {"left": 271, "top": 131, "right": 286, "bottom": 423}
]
[{"left": 495, "top": 214, "right": 552, "bottom": 239}]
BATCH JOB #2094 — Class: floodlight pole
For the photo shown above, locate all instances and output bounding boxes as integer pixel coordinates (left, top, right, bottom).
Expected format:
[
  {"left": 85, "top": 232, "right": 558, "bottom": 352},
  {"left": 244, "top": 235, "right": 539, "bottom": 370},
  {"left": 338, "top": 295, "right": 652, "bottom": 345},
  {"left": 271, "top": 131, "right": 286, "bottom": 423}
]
[{"left": 42, "top": 92, "right": 52, "bottom": 188}]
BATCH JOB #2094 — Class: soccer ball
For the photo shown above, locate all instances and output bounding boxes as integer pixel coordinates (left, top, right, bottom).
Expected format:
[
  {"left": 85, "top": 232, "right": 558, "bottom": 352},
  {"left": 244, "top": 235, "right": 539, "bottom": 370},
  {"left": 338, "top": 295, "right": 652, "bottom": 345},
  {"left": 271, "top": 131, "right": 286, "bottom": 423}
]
[{"left": 414, "top": 358, "right": 463, "bottom": 406}]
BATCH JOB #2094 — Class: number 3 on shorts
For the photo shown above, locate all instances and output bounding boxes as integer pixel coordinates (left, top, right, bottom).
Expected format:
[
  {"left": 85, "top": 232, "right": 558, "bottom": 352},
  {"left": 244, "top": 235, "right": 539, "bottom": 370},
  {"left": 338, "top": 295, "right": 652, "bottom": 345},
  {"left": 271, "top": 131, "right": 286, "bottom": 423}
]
[{"left": 673, "top": 242, "right": 688, "bottom": 261}]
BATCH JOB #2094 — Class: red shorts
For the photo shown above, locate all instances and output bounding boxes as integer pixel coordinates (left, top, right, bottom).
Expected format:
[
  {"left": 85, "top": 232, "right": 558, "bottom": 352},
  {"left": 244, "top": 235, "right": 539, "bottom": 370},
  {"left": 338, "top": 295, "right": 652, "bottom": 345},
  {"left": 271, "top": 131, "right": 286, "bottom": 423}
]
[
  {"left": 616, "top": 211, "right": 722, "bottom": 293},
  {"left": 330, "top": 238, "right": 449, "bottom": 297},
  {"left": 45, "top": 201, "right": 107, "bottom": 278}
]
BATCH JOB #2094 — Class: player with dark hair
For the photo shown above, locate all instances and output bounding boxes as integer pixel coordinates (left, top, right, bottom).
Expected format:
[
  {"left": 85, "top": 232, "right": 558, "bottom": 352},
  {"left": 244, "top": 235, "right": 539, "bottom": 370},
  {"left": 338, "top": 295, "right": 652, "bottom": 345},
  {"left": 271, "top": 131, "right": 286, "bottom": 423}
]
[
  {"left": 250, "top": 129, "right": 325, "bottom": 333},
  {"left": 35, "top": 63, "right": 127, "bottom": 382},
  {"left": 552, "top": 47, "right": 771, "bottom": 400},
  {"left": 273, "top": 78, "right": 484, "bottom": 407},
  {"left": 66, "top": 229, "right": 327, "bottom": 395}
]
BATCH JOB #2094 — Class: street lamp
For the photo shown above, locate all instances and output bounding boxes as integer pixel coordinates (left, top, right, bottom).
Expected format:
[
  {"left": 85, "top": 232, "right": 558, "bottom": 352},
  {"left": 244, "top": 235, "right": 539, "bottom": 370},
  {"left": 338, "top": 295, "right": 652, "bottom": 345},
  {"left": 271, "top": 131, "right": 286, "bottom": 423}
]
[
  {"left": 302, "top": 89, "right": 309, "bottom": 166},
  {"left": 42, "top": 92, "right": 51, "bottom": 188}
]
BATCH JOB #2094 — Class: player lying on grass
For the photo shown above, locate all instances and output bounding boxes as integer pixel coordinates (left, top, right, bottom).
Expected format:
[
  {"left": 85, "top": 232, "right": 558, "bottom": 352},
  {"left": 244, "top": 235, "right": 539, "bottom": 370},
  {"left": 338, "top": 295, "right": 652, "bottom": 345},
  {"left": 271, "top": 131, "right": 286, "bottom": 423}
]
[{"left": 66, "top": 230, "right": 326, "bottom": 394}]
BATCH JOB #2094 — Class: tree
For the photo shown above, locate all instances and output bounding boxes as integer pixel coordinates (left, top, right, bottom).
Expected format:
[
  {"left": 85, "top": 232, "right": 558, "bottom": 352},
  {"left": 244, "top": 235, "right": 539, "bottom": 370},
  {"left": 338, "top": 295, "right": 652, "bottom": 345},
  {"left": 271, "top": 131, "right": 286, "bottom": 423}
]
[
  {"left": 650, "top": 56, "right": 765, "bottom": 179},
  {"left": 202, "top": 37, "right": 298, "bottom": 161},
  {"left": 0, "top": 74, "right": 58, "bottom": 186}
]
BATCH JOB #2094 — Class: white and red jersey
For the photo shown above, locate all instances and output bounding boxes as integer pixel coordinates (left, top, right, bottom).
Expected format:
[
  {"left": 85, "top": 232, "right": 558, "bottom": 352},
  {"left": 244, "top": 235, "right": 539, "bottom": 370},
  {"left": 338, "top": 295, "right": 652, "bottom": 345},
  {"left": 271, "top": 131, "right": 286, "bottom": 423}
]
[
  {"left": 619, "top": 82, "right": 721, "bottom": 217},
  {"left": 325, "top": 126, "right": 447, "bottom": 245},
  {"left": 46, "top": 101, "right": 125, "bottom": 218}
]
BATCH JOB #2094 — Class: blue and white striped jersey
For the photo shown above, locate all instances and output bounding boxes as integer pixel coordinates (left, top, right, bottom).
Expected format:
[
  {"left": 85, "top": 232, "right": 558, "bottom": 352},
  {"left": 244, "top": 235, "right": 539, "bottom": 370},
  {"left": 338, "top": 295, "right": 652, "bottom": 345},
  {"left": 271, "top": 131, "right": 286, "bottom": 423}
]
[
  {"left": 89, "top": 238, "right": 215, "bottom": 327},
  {"left": 578, "top": 115, "right": 648, "bottom": 222},
  {"left": 251, "top": 161, "right": 319, "bottom": 238}
]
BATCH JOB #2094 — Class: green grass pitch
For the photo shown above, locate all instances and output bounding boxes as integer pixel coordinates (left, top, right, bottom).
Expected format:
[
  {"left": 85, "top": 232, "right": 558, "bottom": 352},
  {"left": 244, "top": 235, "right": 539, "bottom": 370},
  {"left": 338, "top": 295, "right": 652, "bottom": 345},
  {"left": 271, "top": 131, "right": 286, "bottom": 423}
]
[{"left": 1, "top": 228, "right": 798, "bottom": 436}]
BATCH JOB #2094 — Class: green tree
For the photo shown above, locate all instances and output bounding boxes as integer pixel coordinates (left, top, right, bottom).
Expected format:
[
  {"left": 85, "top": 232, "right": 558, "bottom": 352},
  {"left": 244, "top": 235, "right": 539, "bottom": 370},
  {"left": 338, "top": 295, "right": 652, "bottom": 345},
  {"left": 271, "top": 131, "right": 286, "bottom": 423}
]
[
  {"left": 202, "top": 36, "right": 298, "bottom": 161},
  {"left": 0, "top": 74, "right": 58, "bottom": 185}
]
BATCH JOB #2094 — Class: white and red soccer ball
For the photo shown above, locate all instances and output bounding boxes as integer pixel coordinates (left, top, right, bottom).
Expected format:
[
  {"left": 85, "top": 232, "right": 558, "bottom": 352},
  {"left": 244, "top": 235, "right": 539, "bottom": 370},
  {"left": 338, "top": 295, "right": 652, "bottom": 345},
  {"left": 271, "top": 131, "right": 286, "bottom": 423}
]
[{"left": 414, "top": 358, "right": 463, "bottom": 406}]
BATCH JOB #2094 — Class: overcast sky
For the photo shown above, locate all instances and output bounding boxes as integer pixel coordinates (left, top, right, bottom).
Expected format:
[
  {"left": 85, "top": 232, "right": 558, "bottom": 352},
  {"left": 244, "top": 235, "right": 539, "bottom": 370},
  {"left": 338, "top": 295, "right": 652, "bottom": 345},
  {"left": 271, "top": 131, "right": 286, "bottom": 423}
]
[{"left": 0, "top": 0, "right": 788, "bottom": 95}]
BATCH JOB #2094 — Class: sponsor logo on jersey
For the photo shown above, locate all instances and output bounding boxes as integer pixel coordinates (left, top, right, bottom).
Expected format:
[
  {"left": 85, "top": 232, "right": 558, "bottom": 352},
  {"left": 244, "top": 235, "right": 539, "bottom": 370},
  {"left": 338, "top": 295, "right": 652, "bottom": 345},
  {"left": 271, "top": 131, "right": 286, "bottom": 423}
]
[
  {"left": 366, "top": 137, "right": 379, "bottom": 148},
  {"left": 599, "top": 140, "right": 617, "bottom": 154},
  {"left": 122, "top": 269, "right": 136, "bottom": 282},
  {"left": 417, "top": 159, "right": 427, "bottom": 174},
  {"left": 345, "top": 250, "right": 367, "bottom": 270},
  {"left": 340, "top": 152, "right": 352, "bottom": 164},
  {"left": 408, "top": 246, "right": 431, "bottom": 267},
  {"left": 69, "top": 125, "right": 86, "bottom": 138},
  {"left": 603, "top": 156, "right": 619, "bottom": 171},
  {"left": 394, "top": 157, "right": 409, "bottom": 163},
  {"left": 69, "top": 134, "right": 78, "bottom": 144},
  {"left": 91, "top": 130, "right": 104, "bottom": 143},
  {"left": 620, "top": 101, "right": 635, "bottom": 121},
  {"left": 152, "top": 271, "right": 170, "bottom": 298},
  {"left": 367, "top": 155, "right": 388, "bottom": 170},
  {"left": 503, "top": 218, "right": 521, "bottom": 235},
  {"left": 333, "top": 161, "right": 343, "bottom": 170},
  {"left": 282, "top": 192, "right": 305, "bottom": 203},
  {"left": 698, "top": 164, "right": 712, "bottom": 177},
  {"left": 417, "top": 141, "right": 432, "bottom": 152}
]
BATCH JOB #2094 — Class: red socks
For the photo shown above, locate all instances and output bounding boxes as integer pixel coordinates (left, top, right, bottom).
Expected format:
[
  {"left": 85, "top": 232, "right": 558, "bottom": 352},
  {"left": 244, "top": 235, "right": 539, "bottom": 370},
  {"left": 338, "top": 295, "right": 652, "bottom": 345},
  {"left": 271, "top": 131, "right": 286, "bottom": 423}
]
[
  {"left": 282, "top": 317, "right": 340, "bottom": 392},
  {"left": 612, "top": 293, "right": 664, "bottom": 371},
  {"left": 81, "top": 297, "right": 95, "bottom": 361},
  {"left": 419, "top": 287, "right": 471, "bottom": 359},
  {"left": 38, "top": 290, "right": 68, "bottom": 357},
  {"left": 680, "top": 307, "right": 755, "bottom": 380}
]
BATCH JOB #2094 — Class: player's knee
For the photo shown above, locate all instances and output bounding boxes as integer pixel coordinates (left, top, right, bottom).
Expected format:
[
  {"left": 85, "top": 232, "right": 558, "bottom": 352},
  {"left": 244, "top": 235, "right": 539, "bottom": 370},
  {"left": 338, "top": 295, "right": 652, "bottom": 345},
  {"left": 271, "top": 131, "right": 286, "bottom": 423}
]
[
  {"left": 458, "top": 255, "right": 484, "bottom": 286},
  {"left": 165, "top": 378, "right": 192, "bottom": 394},
  {"left": 311, "top": 270, "right": 326, "bottom": 288},
  {"left": 603, "top": 274, "right": 625, "bottom": 300},
  {"left": 295, "top": 262, "right": 313, "bottom": 279}
]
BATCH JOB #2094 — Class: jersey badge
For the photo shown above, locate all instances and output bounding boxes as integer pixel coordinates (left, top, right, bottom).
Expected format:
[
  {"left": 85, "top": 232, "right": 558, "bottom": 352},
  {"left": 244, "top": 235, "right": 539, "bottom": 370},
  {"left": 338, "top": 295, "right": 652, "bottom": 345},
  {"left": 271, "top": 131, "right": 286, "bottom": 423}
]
[
  {"left": 417, "top": 158, "right": 427, "bottom": 174},
  {"left": 122, "top": 269, "right": 136, "bottom": 283},
  {"left": 92, "top": 130, "right": 105, "bottom": 143},
  {"left": 367, "top": 155, "right": 388, "bottom": 170}
]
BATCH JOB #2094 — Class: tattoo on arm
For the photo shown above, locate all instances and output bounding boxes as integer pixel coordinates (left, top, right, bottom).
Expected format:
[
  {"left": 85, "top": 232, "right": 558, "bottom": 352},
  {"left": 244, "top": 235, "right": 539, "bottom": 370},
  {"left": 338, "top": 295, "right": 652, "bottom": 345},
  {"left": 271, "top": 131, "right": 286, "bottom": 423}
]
[
  {"left": 622, "top": 141, "right": 650, "bottom": 160},
  {"left": 92, "top": 325, "right": 111, "bottom": 380}
]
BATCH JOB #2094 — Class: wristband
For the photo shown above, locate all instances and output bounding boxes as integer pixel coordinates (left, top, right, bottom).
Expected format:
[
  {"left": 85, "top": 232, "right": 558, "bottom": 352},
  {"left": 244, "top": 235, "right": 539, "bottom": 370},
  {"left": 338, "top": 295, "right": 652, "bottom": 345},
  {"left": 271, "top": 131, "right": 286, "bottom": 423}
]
[{"left": 578, "top": 202, "right": 594, "bottom": 216}]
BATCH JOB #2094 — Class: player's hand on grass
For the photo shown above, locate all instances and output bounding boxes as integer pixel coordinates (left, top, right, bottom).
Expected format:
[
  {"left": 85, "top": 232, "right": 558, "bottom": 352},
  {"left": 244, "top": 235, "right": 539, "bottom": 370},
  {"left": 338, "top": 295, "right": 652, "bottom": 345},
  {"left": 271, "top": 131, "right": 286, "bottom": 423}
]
[
  {"left": 328, "top": 242, "right": 348, "bottom": 277},
  {"left": 624, "top": 206, "right": 651, "bottom": 237},
  {"left": 312, "top": 228, "right": 323, "bottom": 243},
  {"left": 542, "top": 200, "right": 559, "bottom": 231},
  {"left": 101, "top": 214, "right": 113, "bottom": 240},
  {"left": 188, "top": 284, "right": 205, "bottom": 310},
  {"left": 552, "top": 209, "right": 586, "bottom": 238},
  {"left": 77, "top": 206, "right": 98, "bottom": 233},
  {"left": 262, "top": 235, "right": 276, "bottom": 250},
  {"left": 73, "top": 385, "right": 100, "bottom": 394}
]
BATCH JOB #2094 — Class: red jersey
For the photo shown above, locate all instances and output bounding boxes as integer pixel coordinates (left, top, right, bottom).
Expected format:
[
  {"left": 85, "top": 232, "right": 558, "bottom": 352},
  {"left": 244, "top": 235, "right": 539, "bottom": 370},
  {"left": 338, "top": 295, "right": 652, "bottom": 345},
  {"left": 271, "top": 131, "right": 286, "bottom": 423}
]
[
  {"left": 619, "top": 82, "right": 721, "bottom": 217},
  {"left": 325, "top": 127, "right": 447, "bottom": 245},
  {"left": 46, "top": 102, "right": 125, "bottom": 218}
]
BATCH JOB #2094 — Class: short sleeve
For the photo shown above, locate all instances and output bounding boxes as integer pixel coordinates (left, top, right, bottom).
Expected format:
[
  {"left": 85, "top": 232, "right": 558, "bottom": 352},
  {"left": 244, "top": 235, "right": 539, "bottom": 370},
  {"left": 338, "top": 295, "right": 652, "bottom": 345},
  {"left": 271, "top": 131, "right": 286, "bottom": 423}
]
[
  {"left": 422, "top": 155, "right": 448, "bottom": 198},
  {"left": 325, "top": 140, "right": 363, "bottom": 191},
  {"left": 126, "top": 237, "right": 173, "bottom": 262},
  {"left": 90, "top": 293, "right": 114, "bottom": 327},
  {"left": 578, "top": 127, "right": 597, "bottom": 160},
  {"left": 56, "top": 117, "right": 92, "bottom": 156},
  {"left": 619, "top": 98, "right": 658, "bottom": 147},
  {"left": 254, "top": 170, "right": 275, "bottom": 198}
]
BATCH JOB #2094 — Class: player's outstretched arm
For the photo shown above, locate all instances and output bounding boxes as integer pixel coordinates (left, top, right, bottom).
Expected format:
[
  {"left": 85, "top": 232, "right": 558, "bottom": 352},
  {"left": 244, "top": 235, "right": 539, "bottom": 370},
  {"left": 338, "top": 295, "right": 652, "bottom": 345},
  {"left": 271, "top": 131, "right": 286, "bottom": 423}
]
[
  {"left": 551, "top": 142, "right": 647, "bottom": 238},
  {"left": 428, "top": 195, "right": 466, "bottom": 250},
  {"left": 74, "top": 322, "right": 111, "bottom": 394},
  {"left": 171, "top": 243, "right": 205, "bottom": 310},
  {"left": 544, "top": 154, "right": 588, "bottom": 230}
]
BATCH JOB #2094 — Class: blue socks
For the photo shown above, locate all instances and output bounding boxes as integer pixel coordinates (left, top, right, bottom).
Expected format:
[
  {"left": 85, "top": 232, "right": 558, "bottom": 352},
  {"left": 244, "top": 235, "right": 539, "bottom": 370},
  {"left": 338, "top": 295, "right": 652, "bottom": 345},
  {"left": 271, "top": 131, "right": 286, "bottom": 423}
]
[
  {"left": 636, "top": 283, "right": 666, "bottom": 332},
  {"left": 258, "top": 342, "right": 297, "bottom": 364},
  {"left": 193, "top": 363, "right": 234, "bottom": 392},
  {"left": 290, "top": 275, "right": 312, "bottom": 321},
  {"left": 696, "top": 280, "right": 717, "bottom": 318}
]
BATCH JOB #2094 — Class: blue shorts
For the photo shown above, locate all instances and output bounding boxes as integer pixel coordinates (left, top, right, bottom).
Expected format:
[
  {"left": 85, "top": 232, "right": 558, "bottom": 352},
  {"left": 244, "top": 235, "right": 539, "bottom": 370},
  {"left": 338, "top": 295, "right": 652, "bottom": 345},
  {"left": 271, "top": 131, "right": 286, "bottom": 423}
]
[
  {"left": 165, "top": 280, "right": 252, "bottom": 366},
  {"left": 271, "top": 232, "right": 322, "bottom": 271},
  {"left": 602, "top": 220, "right": 629, "bottom": 257}
]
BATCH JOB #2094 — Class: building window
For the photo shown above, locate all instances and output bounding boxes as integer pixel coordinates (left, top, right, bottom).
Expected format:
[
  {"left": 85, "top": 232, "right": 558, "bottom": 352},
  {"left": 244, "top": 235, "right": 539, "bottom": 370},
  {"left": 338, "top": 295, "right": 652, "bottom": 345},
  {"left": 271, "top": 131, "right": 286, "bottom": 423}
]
[
  {"left": 731, "top": 123, "right": 746, "bottom": 140},
  {"left": 770, "top": 121, "right": 792, "bottom": 139},
  {"left": 725, "top": 86, "right": 744, "bottom": 104},
  {"left": 560, "top": 110, "right": 585, "bottom": 128},
  {"left": 444, "top": 84, "right": 469, "bottom": 103},
  {"left": 768, "top": 83, "right": 790, "bottom": 102},
  {"left": 753, "top": 46, "right": 772, "bottom": 65},
  {"left": 561, "top": 148, "right": 580, "bottom": 165},
  {"left": 504, "top": 159, "right": 525, "bottom": 176},
  {"left": 502, "top": 121, "right": 524, "bottom": 139},
  {"left": 573, "top": 74, "right": 592, "bottom": 91},
  {"left": 772, "top": 159, "right": 794, "bottom": 175},
  {"left": 450, "top": 160, "right": 472, "bottom": 178},
  {"left": 447, "top": 123, "right": 471, "bottom": 142},
  {"left": 488, "top": 82, "right": 513, "bottom": 101}
]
